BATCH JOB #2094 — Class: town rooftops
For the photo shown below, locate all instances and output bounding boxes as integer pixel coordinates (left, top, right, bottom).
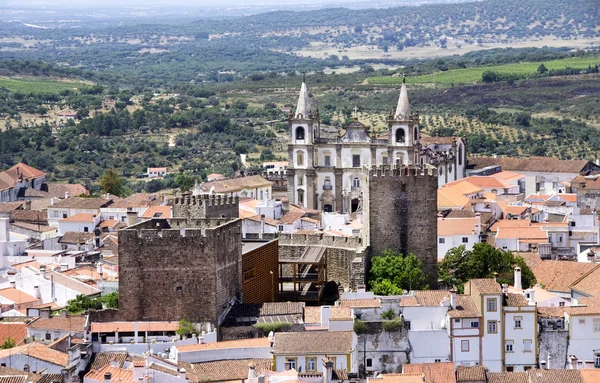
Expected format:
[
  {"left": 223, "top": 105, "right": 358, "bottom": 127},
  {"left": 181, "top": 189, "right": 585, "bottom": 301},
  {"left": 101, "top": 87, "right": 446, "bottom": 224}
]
[
  {"left": 504, "top": 293, "right": 529, "bottom": 307},
  {"left": 90, "top": 321, "right": 179, "bottom": 333},
  {"left": 304, "top": 306, "right": 352, "bottom": 324},
  {"left": 437, "top": 188, "right": 470, "bottom": 209},
  {"left": 527, "top": 369, "right": 584, "bottom": 383},
  {"left": 181, "top": 359, "right": 272, "bottom": 382},
  {"left": 443, "top": 180, "right": 484, "bottom": 196},
  {"left": 420, "top": 135, "right": 459, "bottom": 146},
  {"left": 50, "top": 197, "right": 112, "bottom": 210},
  {"left": 456, "top": 366, "right": 487, "bottom": 382},
  {"left": 0, "top": 163, "right": 45, "bottom": 191},
  {"left": 370, "top": 374, "right": 425, "bottom": 383},
  {"left": 411, "top": 290, "right": 450, "bottom": 307},
  {"left": 46, "top": 183, "right": 88, "bottom": 199},
  {"left": 570, "top": 265, "right": 600, "bottom": 297},
  {"left": 438, "top": 218, "right": 480, "bottom": 236},
  {"left": 85, "top": 364, "right": 133, "bottom": 383},
  {"left": 454, "top": 176, "right": 514, "bottom": 190},
  {"left": 339, "top": 298, "right": 381, "bottom": 309},
  {"left": 60, "top": 213, "right": 97, "bottom": 223},
  {"left": 28, "top": 315, "right": 87, "bottom": 332},
  {"left": 90, "top": 352, "right": 128, "bottom": 370},
  {"left": 0, "top": 323, "right": 27, "bottom": 346},
  {"left": 140, "top": 206, "right": 172, "bottom": 219},
  {"left": 0, "top": 288, "right": 38, "bottom": 305},
  {"left": 108, "top": 193, "right": 160, "bottom": 209},
  {"left": 448, "top": 295, "right": 480, "bottom": 318},
  {"left": 468, "top": 279, "right": 502, "bottom": 295},
  {"left": 0, "top": 343, "right": 68, "bottom": 367},
  {"left": 403, "top": 362, "right": 456, "bottom": 383},
  {"left": 467, "top": 157, "right": 599, "bottom": 174},
  {"left": 58, "top": 231, "right": 94, "bottom": 244},
  {"left": 175, "top": 337, "right": 270, "bottom": 353},
  {"left": 486, "top": 372, "right": 528, "bottom": 383},
  {"left": 532, "top": 261, "right": 598, "bottom": 293},
  {"left": 196, "top": 175, "right": 272, "bottom": 194},
  {"left": 492, "top": 170, "right": 525, "bottom": 183},
  {"left": 272, "top": 330, "right": 354, "bottom": 355}
]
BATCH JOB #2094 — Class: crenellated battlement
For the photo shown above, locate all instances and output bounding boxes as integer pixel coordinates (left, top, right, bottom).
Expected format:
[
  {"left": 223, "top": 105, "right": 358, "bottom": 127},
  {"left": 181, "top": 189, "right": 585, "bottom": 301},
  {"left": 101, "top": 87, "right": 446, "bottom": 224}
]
[
  {"left": 279, "top": 233, "right": 363, "bottom": 249},
  {"left": 173, "top": 194, "right": 239, "bottom": 220},
  {"left": 174, "top": 194, "right": 239, "bottom": 207},
  {"left": 369, "top": 165, "right": 437, "bottom": 178}
]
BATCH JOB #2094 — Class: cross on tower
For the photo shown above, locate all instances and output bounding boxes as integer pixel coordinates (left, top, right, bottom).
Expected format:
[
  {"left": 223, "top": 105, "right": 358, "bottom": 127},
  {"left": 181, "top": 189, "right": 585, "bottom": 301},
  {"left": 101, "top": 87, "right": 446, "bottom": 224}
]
[{"left": 353, "top": 106, "right": 359, "bottom": 117}]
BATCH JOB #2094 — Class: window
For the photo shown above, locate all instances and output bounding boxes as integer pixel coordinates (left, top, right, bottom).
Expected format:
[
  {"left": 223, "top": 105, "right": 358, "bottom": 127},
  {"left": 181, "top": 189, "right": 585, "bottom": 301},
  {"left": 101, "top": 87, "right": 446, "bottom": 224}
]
[
  {"left": 454, "top": 319, "right": 460, "bottom": 323},
  {"left": 523, "top": 339, "right": 532, "bottom": 352},
  {"left": 324, "top": 178, "right": 332, "bottom": 190},
  {"left": 571, "top": 221, "right": 576, "bottom": 227},
  {"left": 514, "top": 316, "right": 522, "bottom": 329},
  {"left": 579, "top": 319, "right": 586, "bottom": 324},
  {"left": 306, "top": 357, "right": 317, "bottom": 371},
  {"left": 557, "top": 234, "right": 563, "bottom": 243},
  {"left": 488, "top": 321, "right": 497, "bottom": 334},
  {"left": 176, "top": 286, "right": 183, "bottom": 292},
  {"left": 461, "top": 340, "right": 469, "bottom": 352},
  {"left": 366, "top": 358, "right": 372, "bottom": 368},
  {"left": 278, "top": 225, "right": 284, "bottom": 231},
  {"left": 524, "top": 366, "right": 532, "bottom": 371},
  {"left": 434, "top": 359, "right": 441, "bottom": 363},
  {"left": 595, "top": 354, "right": 600, "bottom": 368},
  {"left": 552, "top": 181, "right": 559, "bottom": 189},
  {"left": 439, "top": 238, "right": 446, "bottom": 244},
  {"left": 53, "top": 211, "right": 59, "bottom": 218},
  {"left": 297, "top": 189, "right": 304, "bottom": 204},
  {"left": 487, "top": 298, "right": 497, "bottom": 312},
  {"left": 353, "top": 177, "right": 360, "bottom": 189},
  {"left": 84, "top": 227, "right": 89, "bottom": 232},
  {"left": 297, "top": 151, "right": 304, "bottom": 166},
  {"left": 470, "top": 321, "right": 479, "bottom": 328},
  {"left": 414, "top": 127, "right": 418, "bottom": 144},
  {"left": 243, "top": 268, "right": 256, "bottom": 283},
  {"left": 594, "top": 319, "right": 600, "bottom": 333},
  {"left": 63, "top": 213, "right": 67, "bottom": 218},
  {"left": 506, "top": 366, "right": 514, "bottom": 372},
  {"left": 296, "top": 127, "right": 305, "bottom": 140},
  {"left": 382, "top": 155, "right": 388, "bottom": 165},
  {"left": 285, "top": 357, "right": 297, "bottom": 370},
  {"left": 45, "top": 332, "right": 51, "bottom": 341},
  {"left": 559, "top": 302, "right": 565, "bottom": 307},
  {"left": 352, "top": 154, "right": 361, "bottom": 168},
  {"left": 404, "top": 321, "right": 411, "bottom": 330},
  {"left": 297, "top": 176, "right": 304, "bottom": 186},
  {"left": 505, "top": 341, "right": 514, "bottom": 352},
  {"left": 395, "top": 128, "right": 405, "bottom": 143},
  {"left": 330, "top": 356, "right": 337, "bottom": 368},
  {"left": 325, "top": 155, "right": 331, "bottom": 167},
  {"left": 458, "top": 145, "right": 463, "bottom": 165},
  {"left": 462, "top": 237, "right": 469, "bottom": 243}
]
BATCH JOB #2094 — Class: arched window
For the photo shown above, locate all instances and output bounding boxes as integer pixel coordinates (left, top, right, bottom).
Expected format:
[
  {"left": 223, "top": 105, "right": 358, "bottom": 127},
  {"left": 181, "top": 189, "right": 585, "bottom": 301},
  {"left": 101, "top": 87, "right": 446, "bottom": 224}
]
[
  {"left": 297, "top": 189, "right": 304, "bottom": 204},
  {"left": 297, "top": 151, "right": 304, "bottom": 166},
  {"left": 458, "top": 144, "right": 463, "bottom": 165},
  {"left": 353, "top": 177, "right": 360, "bottom": 189},
  {"left": 395, "top": 128, "right": 405, "bottom": 143},
  {"left": 324, "top": 177, "right": 332, "bottom": 190},
  {"left": 324, "top": 204, "right": 333, "bottom": 212},
  {"left": 296, "top": 126, "right": 305, "bottom": 141},
  {"left": 414, "top": 127, "right": 418, "bottom": 143}
]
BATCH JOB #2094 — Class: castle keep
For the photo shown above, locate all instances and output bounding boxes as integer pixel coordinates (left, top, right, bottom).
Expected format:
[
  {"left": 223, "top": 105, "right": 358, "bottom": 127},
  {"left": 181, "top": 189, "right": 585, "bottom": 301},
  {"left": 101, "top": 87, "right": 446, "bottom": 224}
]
[{"left": 119, "top": 195, "right": 241, "bottom": 325}]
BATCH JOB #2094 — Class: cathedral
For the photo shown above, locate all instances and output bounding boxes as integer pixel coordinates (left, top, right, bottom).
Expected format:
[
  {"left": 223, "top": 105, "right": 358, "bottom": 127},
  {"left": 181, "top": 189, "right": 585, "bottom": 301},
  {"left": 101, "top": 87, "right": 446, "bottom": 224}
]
[{"left": 286, "top": 78, "right": 467, "bottom": 212}]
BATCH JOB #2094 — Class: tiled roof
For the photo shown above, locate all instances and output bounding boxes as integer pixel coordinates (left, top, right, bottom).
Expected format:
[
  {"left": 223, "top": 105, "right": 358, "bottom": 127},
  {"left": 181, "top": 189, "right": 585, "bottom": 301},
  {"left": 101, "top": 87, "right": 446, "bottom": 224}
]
[
  {"left": 140, "top": 206, "right": 172, "bottom": 219},
  {"left": 0, "top": 366, "right": 57, "bottom": 383},
  {"left": 461, "top": 176, "right": 514, "bottom": 189},
  {"left": 487, "top": 372, "right": 528, "bottom": 383},
  {"left": 0, "top": 288, "right": 38, "bottom": 305},
  {"left": 443, "top": 180, "right": 484, "bottom": 196},
  {"left": 36, "top": 375, "right": 62, "bottom": 383},
  {"left": 50, "top": 197, "right": 112, "bottom": 210},
  {"left": 0, "top": 163, "right": 45, "bottom": 191},
  {"left": 456, "top": 366, "right": 486, "bottom": 382},
  {"left": 495, "top": 226, "right": 547, "bottom": 241},
  {"left": 569, "top": 266, "right": 600, "bottom": 297},
  {"left": 370, "top": 374, "right": 425, "bottom": 383},
  {"left": 196, "top": 175, "right": 272, "bottom": 194},
  {"left": 90, "top": 321, "right": 179, "bottom": 333},
  {"left": 504, "top": 293, "right": 528, "bottom": 307},
  {"left": 0, "top": 343, "right": 68, "bottom": 367},
  {"left": 492, "top": 171, "right": 525, "bottom": 182},
  {"left": 565, "top": 298, "right": 600, "bottom": 316},
  {"left": 437, "top": 188, "right": 470, "bottom": 209},
  {"left": 469, "top": 279, "right": 501, "bottom": 295},
  {"left": 420, "top": 135, "right": 459, "bottom": 145},
  {"left": 46, "top": 183, "right": 88, "bottom": 199},
  {"left": 272, "top": 331, "right": 354, "bottom": 354},
  {"left": 109, "top": 193, "right": 160, "bottom": 209},
  {"left": 0, "top": 323, "right": 27, "bottom": 346},
  {"left": 339, "top": 298, "right": 381, "bottom": 308},
  {"left": 60, "top": 213, "right": 96, "bottom": 223},
  {"left": 467, "top": 157, "right": 595, "bottom": 174},
  {"left": 537, "top": 306, "right": 566, "bottom": 318},
  {"left": 90, "top": 352, "right": 128, "bottom": 370},
  {"left": 278, "top": 209, "right": 306, "bottom": 225},
  {"left": 532, "top": 262, "right": 598, "bottom": 292},
  {"left": 527, "top": 369, "right": 584, "bottom": 383},
  {"left": 99, "top": 220, "right": 118, "bottom": 229},
  {"left": 438, "top": 218, "right": 480, "bottom": 236},
  {"left": 44, "top": 271, "right": 101, "bottom": 296},
  {"left": 414, "top": 290, "right": 450, "bottom": 307},
  {"left": 0, "top": 376, "right": 27, "bottom": 383},
  {"left": 228, "top": 302, "right": 304, "bottom": 318},
  {"left": 0, "top": 202, "right": 24, "bottom": 213},
  {"left": 147, "top": 363, "right": 178, "bottom": 377},
  {"left": 183, "top": 359, "right": 271, "bottom": 382},
  {"left": 581, "top": 369, "right": 600, "bottom": 383},
  {"left": 11, "top": 210, "right": 47, "bottom": 223},
  {"left": 22, "top": 188, "right": 49, "bottom": 198},
  {"left": 514, "top": 253, "right": 542, "bottom": 269},
  {"left": 28, "top": 315, "right": 86, "bottom": 332},
  {"left": 85, "top": 364, "right": 133, "bottom": 383},
  {"left": 403, "top": 362, "right": 456, "bottom": 383},
  {"left": 58, "top": 231, "right": 94, "bottom": 244},
  {"left": 10, "top": 222, "right": 55, "bottom": 233},
  {"left": 176, "top": 337, "right": 270, "bottom": 353},
  {"left": 448, "top": 295, "right": 480, "bottom": 318},
  {"left": 304, "top": 306, "right": 352, "bottom": 324}
]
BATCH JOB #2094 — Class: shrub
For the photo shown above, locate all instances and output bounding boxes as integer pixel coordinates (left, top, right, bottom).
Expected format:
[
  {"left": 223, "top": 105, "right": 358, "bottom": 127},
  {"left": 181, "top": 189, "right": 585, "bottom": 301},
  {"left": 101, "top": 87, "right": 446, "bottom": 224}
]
[
  {"left": 381, "top": 309, "right": 395, "bottom": 320},
  {"left": 354, "top": 319, "right": 367, "bottom": 334},
  {"left": 382, "top": 318, "right": 403, "bottom": 332},
  {"left": 253, "top": 322, "right": 291, "bottom": 334}
]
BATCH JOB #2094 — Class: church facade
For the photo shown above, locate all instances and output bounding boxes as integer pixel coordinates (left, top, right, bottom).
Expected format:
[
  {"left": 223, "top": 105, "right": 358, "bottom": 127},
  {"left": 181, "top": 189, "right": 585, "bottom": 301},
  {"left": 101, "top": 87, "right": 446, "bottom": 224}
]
[{"left": 286, "top": 78, "right": 467, "bottom": 211}]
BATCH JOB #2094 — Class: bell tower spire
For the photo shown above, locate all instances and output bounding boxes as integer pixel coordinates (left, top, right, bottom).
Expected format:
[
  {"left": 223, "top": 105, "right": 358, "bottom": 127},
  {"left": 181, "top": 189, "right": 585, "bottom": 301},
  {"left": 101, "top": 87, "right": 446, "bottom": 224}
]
[
  {"left": 295, "top": 75, "right": 311, "bottom": 119},
  {"left": 394, "top": 75, "right": 410, "bottom": 120}
]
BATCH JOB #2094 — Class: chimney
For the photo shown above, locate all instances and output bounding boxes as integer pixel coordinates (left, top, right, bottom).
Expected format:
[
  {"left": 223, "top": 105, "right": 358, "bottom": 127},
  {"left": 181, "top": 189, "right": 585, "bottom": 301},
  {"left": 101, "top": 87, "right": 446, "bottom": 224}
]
[
  {"left": 23, "top": 364, "right": 29, "bottom": 373},
  {"left": 320, "top": 305, "right": 331, "bottom": 328},
  {"left": 50, "top": 197, "right": 56, "bottom": 206},
  {"left": 322, "top": 357, "right": 334, "bottom": 383},
  {"left": 450, "top": 290, "right": 457, "bottom": 310},
  {"left": 0, "top": 217, "right": 9, "bottom": 242},
  {"left": 260, "top": 215, "right": 265, "bottom": 240},
  {"left": 34, "top": 285, "right": 41, "bottom": 299},
  {"left": 25, "top": 200, "right": 31, "bottom": 210},
  {"left": 39, "top": 265, "right": 46, "bottom": 279},
  {"left": 104, "top": 372, "right": 112, "bottom": 383},
  {"left": 514, "top": 266, "right": 522, "bottom": 290},
  {"left": 357, "top": 284, "right": 366, "bottom": 293},
  {"left": 502, "top": 284, "right": 509, "bottom": 294},
  {"left": 8, "top": 278, "right": 15, "bottom": 289},
  {"left": 65, "top": 191, "right": 70, "bottom": 199},
  {"left": 569, "top": 355, "right": 578, "bottom": 369},
  {"left": 257, "top": 376, "right": 265, "bottom": 383},
  {"left": 526, "top": 288, "right": 535, "bottom": 305},
  {"left": 248, "top": 362, "right": 257, "bottom": 380},
  {"left": 179, "top": 368, "right": 186, "bottom": 379},
  {"left": 547, "top": 353, "right": 551, "bottom": 369},
  {"left": 97, "top": 262, "right": 103, "bottom": 276},
  {"left": 126, "top": 211, "right": 138, "bottom": 226},
  {"left": 284, "top": 362, "right": 291, "bottom": 371}
]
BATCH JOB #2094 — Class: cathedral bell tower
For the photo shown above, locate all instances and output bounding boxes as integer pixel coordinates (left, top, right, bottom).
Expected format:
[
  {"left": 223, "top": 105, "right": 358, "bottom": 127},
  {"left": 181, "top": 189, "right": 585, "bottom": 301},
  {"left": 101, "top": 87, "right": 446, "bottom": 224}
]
[
  {"left": 387, "top": 76, "right": 420, "bottom": 166},
  {"left": 287, "top": 78, "right": 320, "bottom": 209}
]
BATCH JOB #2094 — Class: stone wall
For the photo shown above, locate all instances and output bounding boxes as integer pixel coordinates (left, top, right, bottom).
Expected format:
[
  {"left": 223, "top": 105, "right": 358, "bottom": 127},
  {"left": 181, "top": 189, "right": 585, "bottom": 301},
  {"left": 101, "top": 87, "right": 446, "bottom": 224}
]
[
  {"left": 173, "top": 194, "right": 239, "bottom": 220},
  {"left": 118, "top": 220, "right": 242, "bottom": 325},
  {"left": 358, "top": 322, "right": 410, "bottom": 374},
  {"left": 538, "top": 329, "right": 569, "bottom": 369},
  {"left": 368, "top": 166, "right": 438, "bottom": 287}
]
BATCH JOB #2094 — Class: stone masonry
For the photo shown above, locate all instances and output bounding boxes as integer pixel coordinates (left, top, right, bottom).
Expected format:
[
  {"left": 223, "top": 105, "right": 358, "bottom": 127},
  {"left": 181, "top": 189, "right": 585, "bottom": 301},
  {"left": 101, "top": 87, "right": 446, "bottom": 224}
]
[
  {"left": 368, "top": 166, "right": 439, "bottom": 287},
  {"left": 119, "top": 195, "right": 241, "bottom": 325}
]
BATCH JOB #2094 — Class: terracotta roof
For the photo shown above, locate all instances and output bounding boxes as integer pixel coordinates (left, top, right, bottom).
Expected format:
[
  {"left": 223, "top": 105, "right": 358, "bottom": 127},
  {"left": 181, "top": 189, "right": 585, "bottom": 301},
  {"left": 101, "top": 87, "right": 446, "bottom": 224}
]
[
  {"left": 438, "top": 188, "right": 470, "bottom": 209},
  {"left": 581, "top": 369, "right": 600, "bottom": 383},
  {"left": 148, "top": 167, "right": 167, "bottom": 173},
  {"left": 183, "top": 359, "right": 271, "bottom": 382},
  {"left": 438, "top": 218, "right": 479, "bottom": 236},
  {"left": 448, "top": 295, "right": 480, "bottom": 318},
  {"left": 148, "top": 363, "right": 178, "bottom": 377},
  {"left": 565, "top": 298, "right": 600, "bottom": 316},
  {"left": 0, "top": 343, "right": 68, "bottom": 367},
  {"left": 0, "top": 163, "right": 45, "bottom": 191},
  {"left": 514, "top": 253, "right": 542, "bottom": 269},
  {"left": 414, "top": 290, "right": 450, "bottom": 307},
  {"left": 0, "top": 366, "right": 58, "bottom": 383},
  {"left": 304, "top": 307, "right": 352, "bottom": 324},
  {"left": 85, "top": 364, "right": 133, "bottom": 383},
  {"left": 99, "top": 220, "right": 118, "bottom": 229},
  {"left": 399, "top": 296, "right": 419, "bottom": 307},
  {"left": 109, "top": 193, "right": 160, "bottom": 209},
  {"left": 487, "top": 372, "right": 528, "bottom": 383},
  {"left": 196, "top": 175, "right": 272, "bottom": 194},
  {"left": 527, "top": 369, "right": 584, "bottom": 383},
  {"left": 570, "top": 265, "right": 600, "bottom": 297},
  {"left": 557, "top": 193, "right": 577, "bottom": 203},
  {"left": 469, "top": 279, "right": 501, "bottom": 294},
  {"left": 456, "top": 366, "right": 486, "bottom": 382},
  {"left": 339, "top": 298, "right": 381, "bottom": 308},
  {"left": 140, "top": 206, "right": 172, "bottom": 219},
  {"left": 443, "top": 180, "right": 484, "bottom": 196},
  {"left": 11, "top": 210, "right": 47, "bottom": 223},
  {"left": 0, "top": 288, "right": 38, "bottom": 305},
  {"left": 22, "top": 188, "right": 48, "bottom": 198},
  {"left": 58, "top": 231, "right": 94, "bottom": 244},
  {"left": 537, "top": 306, "right": 566, "bottom": 318},
  {"left": 371, "top": 374, "right": 425, "bottom": 383},
  {"left": 176, "top": 337, "right": 270, "bottom": 353},
  {"left": 10, "top": 222, "right": 55, "bottom": 233},
  {"left": 420, "top": 135, "right": 459, "bottom": 145},
  {"left": 504, "top": 293, "right": 528, "bottom": 307},
  {"left": 46, "top": 183, "right": 88, "bottom": 199},
  {"left": 0, "top": 202, "right": 24, "bottom": 213},
  {"left": 28, "top": 315, "right": 86, "bottom": 332},
  {"left": 90, "top": 352, "right": 128, "bottom": 370},
  {"left": 532, "top": 262, "right": 598, "bottom": 292},
  {"left": 44, "top": 271, "right": 101, "bottom": 296},
  {"left": 60, "top": 213, "right": 96, "bottom": 223},
  {"left": 50, "top": 197, "right": 112, "bottom": 210},
  {"left": 90, "top": 321, "right": 179, "bottom": 333},
  {"left": 468, "top": 157, "right": 596, "bottom": 174},
  {"left": 492, "top": 171, "right": 525, "bottom": 182},
  {"left": 272, "top": 331, "right": 354, "bottom": 354},
  {"left": 502, "top": 206, "right": 528, "bottom": 216},
  {"left": 463, "top": 176, "right": 514, "bottom": 189},
  {"left": 278, "top": 209, "right": 306, "bottom": 225},
  {"left": 0, "top": 323, "right": 27, "bottom": 346},
  {"left": 403, "top": 362, "right": 456, "bottom": 383},
  {"left": 496, "top": 226, "right": 547, "bottom": 241}
]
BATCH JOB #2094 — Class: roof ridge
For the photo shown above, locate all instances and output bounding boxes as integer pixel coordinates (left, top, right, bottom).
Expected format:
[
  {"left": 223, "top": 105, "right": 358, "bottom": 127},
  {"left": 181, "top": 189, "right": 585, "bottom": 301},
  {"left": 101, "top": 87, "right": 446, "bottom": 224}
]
[{"left": 569, "top": 263, "right": 600, "bottom": 289}]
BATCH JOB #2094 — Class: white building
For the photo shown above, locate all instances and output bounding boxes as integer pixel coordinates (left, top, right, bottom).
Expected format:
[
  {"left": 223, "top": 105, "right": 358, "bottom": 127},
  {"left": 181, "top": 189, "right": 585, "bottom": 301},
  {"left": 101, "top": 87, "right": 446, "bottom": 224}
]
[
  {"left": 194, "top": 175, "right": 273, "bottom": 200},
  {"left": 48, "top": 198, "right": 113, "bottom": 228},
  {"left": 437, "top": 216, "right": 482, "bottom": 259},
  {"left": 147, "top": 167, "right": 167, "bottom": 178},
  {"left": 0, "top": 163, "right": 46, "bottom": 203},
  {"left": 263, "top": 161, "right": 288, "bottom": 176},
  {"left": 57, "top": 213, "right": 101, "bottom": 236}
]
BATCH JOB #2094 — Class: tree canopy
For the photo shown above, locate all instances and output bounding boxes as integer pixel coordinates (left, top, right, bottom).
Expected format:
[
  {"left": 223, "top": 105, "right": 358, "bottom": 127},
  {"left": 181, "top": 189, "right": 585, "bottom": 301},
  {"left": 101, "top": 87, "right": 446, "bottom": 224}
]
[
  {"left": 439, "top": 243, "right": 536, "bottom": 292},
  {"left": 369, "top": 250, "right": 429, "bottom": 295},
  {"left": 100, "top": 169, "right": 125, "bottom": 197}
]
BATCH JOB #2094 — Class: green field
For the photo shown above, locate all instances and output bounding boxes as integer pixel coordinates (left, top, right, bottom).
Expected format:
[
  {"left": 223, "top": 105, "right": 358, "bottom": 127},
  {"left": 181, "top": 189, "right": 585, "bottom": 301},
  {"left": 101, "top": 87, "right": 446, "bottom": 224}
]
[
  {"left": 0, "top": 77, "right": 89, "bottom": 93},
  {"left": 367, "top": 56, "right": 600, "bottom": 85}
]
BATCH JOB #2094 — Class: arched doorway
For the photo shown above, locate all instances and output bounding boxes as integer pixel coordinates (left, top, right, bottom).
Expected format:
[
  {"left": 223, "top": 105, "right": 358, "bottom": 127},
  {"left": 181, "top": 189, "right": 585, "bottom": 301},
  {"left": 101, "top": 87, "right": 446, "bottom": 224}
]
[
  {"left": 351, "top": 198, "right": 359, "bottom": 213},
  {"left": 324, "top": 204, "right": 333, "bottom": 212}
]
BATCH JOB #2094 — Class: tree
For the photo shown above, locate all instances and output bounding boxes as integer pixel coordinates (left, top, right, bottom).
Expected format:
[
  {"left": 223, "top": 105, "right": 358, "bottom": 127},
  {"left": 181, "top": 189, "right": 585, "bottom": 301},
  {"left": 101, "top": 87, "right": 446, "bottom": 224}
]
[
  {"left": 66, "top": 294, "right": 102, "bottom": 314},
  {"left": 176, "top": 319, "right": 199, "bottom": 338},
  {"left": 481, "top": 70, "right": 500, "bottom": 83},
  {"left": 175, "top": 173, "right": 194, "bottom": 192},
  {"left": 0, "top": 337, "right": 15, "bottom": 349},
  {"left": 100, "top": 291, "right": 119, "bottom": 309},
  {"left": 369, "top": 250, "right": 429, "bottom": 295},
  {"left": 100, "top": 169, "right": 124, "bottom": 197},
  {"left": 537, "top": 63, "right": 548, "bottom": 74},
  {"left": 439, "top": 243, "right": 536, "bottom": 292}
]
